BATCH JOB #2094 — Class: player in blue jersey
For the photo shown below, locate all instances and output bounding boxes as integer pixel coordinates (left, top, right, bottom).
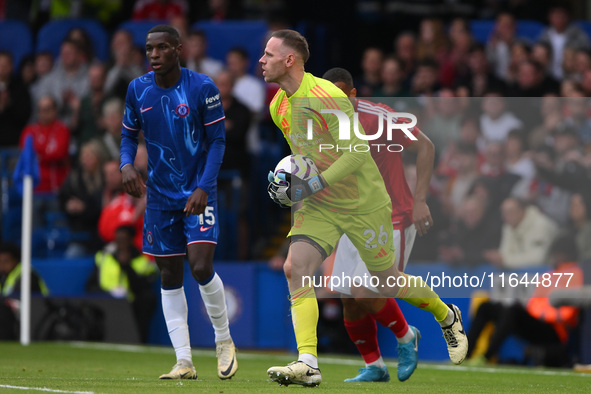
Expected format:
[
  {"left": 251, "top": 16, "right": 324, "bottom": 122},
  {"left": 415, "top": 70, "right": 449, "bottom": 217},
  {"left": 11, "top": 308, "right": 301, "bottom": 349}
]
[{"left": 120, "top": 25, "right": 237, "bottom": 380}]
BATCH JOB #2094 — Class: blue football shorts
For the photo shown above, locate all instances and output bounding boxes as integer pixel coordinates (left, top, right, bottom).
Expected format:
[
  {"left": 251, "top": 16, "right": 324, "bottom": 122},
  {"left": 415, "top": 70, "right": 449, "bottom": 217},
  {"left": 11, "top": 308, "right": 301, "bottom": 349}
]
[{"left": 142, "top": 201, "right": 219, "bottom": 256}]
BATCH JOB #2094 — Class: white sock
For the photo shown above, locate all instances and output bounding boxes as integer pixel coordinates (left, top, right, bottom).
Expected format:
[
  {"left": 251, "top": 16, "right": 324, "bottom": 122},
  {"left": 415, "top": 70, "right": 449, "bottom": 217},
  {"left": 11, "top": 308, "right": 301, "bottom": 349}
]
[
  {"left": 298, "top": 353, "right": 318, "bottom": 369},
  {"left": 366, "top": 356, "right": 386, "bottom": 369},
  {"left": 161, "top": 287, "right": 192, "bottom": 362},
  {"left": 439, "top": 307, "right": 455, "bottom": 327},
  {"left": 397, "top": 327, "right": 415, "bottom": 344},
  {"left": 199, "top": 272, "right": 231, "bottom": 343}
]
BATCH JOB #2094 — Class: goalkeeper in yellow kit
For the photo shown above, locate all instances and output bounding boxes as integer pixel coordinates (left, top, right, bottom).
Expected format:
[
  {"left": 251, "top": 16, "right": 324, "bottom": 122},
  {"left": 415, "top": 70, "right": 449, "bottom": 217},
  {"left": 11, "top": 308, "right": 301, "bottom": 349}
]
[{"left": 260, "top": 29, "right": 467, "bottom": 387}]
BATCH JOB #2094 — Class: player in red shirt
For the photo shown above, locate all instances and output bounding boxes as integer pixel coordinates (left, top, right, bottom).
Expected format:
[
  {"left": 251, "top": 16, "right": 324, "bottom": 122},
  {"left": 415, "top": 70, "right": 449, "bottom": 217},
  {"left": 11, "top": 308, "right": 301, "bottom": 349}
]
[{"left": 323, "top": 68, "right": 436, "bottom": 382}]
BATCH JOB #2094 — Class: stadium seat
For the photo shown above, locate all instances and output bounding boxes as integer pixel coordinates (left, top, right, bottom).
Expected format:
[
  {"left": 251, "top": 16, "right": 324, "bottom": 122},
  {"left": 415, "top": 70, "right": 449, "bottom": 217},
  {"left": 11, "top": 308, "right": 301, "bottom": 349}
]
[
  {"left": 117, "top": 20, "right": 168, "bottom": 49},
  {"left": 470, "top": 20, "right": 495, "bottom": 44},
  {"left": 575, "top": 21, "right": 591, "bottom": 41},
  {"left": 470, "top": 19, "right": 545, "bottom": 44},
  {"left": 32, "top": 257, "right": 95, "bottom": 296},
  {"left": 191, "top": 20, "right": 268, "bottom": 74},
  {"left": 36, "top": 19, "right": 110, "bottom": 62},
  {"left": 0, "top": 20, "right": 33, "bottom": 71},
  {"left": 515, "top": 20, "right": 545, "bottom": 43}
]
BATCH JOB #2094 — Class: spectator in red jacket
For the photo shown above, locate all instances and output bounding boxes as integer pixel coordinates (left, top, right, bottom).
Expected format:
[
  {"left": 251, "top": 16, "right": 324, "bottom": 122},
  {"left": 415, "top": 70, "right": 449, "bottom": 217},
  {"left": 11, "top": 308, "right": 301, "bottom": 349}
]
[{"left": 19, "top": 95, "right": 70, "bottom": 193}]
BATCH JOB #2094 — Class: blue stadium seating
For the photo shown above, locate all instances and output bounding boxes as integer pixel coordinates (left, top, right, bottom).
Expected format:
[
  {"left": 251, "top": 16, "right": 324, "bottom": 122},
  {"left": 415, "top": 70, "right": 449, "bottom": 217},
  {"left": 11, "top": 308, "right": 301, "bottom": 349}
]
[
  {"left": 516, "top": 20, "right": 546, "bottom": 43},
  {"left": 575, "top": 21, "right": 591, "bottom": 42},
  {"left": 470, "top": 19, "right": 546, "bottom": 44},
  {"left": 33, "top": 257, "right": 95, "bottom": 296},
  {"left": 117, "top": 20, "right": 168, "bottom": 49},
  {"left": 191, "top": 20, "right": 268, "bottom": 74},
  {"left": 36, "top": 19, "right": 109, "bottom": 62},
  {"left": 470, "top": 20, "right": 495, "bottom": 44},
  {"left": 0, "top": 20, "right": 33, "bottom": 71}
]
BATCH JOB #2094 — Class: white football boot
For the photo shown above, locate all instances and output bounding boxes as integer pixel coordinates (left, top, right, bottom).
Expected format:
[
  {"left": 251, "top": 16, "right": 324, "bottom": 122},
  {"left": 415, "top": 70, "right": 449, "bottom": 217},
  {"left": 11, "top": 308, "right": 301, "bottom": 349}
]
[
  {"left": 441, "top": 304, "right": 468, "bottom": 364},
  {"left": 267, "top": 361, "right": 322, "bottom": 387},
  {"left": 159, "top": 359, "right": 197, "bottom": 379},
  {"left": 216, "top": 338, "right": 238, "bottom": 379}
]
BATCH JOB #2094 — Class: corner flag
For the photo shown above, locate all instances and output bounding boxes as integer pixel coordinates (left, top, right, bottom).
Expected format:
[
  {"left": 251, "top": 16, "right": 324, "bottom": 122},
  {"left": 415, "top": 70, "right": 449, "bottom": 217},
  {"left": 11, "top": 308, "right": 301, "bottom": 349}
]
[
  {"left": 13, "top": 134, "right": 39, "bottom": 345},
  {"left": 12, "top": 134, "right": 39, "bottom": 194}
]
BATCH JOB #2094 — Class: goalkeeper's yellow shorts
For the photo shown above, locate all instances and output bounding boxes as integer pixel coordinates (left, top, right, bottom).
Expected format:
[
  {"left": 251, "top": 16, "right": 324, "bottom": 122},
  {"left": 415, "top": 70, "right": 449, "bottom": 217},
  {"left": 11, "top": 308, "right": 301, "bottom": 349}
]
[{"left": 288, "top": 202, "right": 395, "bottom": 271}]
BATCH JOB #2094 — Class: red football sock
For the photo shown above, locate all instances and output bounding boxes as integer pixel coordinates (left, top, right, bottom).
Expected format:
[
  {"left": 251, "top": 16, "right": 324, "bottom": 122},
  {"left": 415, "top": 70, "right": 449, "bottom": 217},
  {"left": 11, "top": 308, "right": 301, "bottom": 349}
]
[
  {"left": 344, "top": 314, "right": 380, "bottom": 364},
  {"left": 371, "top": 298, "right": 409, "bottom": 338}
]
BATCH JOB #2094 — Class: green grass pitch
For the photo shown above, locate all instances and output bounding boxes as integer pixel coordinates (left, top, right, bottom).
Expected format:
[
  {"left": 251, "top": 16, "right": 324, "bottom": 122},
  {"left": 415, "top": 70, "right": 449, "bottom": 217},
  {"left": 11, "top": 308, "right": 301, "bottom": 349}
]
[{"left": 0, "top": 342, "right": 589, "bottom": 393}]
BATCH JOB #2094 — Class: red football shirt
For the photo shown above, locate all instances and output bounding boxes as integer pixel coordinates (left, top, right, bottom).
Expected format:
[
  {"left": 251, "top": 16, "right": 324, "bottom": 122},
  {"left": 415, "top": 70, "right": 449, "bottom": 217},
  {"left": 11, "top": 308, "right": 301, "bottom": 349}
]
[{"left": 356, "top": 99, "right": 418, "bottom": 228}]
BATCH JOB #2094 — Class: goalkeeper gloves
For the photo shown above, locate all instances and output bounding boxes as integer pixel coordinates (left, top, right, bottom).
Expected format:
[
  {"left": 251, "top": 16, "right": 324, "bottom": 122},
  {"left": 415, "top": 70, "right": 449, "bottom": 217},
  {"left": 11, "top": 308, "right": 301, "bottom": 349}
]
[{"left": 267, "top": 171, "right": 325, "bottom": 208}]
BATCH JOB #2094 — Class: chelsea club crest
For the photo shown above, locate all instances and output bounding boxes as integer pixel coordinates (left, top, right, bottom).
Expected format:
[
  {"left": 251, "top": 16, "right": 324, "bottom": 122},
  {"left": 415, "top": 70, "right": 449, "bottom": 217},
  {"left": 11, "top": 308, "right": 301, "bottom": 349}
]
[{"left": 176, "top": 103, "right": 190, "bottom": 118}]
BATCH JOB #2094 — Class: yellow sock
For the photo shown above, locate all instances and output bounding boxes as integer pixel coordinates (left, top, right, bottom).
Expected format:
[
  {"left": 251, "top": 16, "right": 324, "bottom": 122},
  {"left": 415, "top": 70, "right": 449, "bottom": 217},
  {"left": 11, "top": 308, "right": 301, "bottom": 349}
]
[
  {"left": 290, "top": 286, "right": 319, "bottom": 358},
  {"left": 395, "top": 273, "right": 449, "bottom": 322}
]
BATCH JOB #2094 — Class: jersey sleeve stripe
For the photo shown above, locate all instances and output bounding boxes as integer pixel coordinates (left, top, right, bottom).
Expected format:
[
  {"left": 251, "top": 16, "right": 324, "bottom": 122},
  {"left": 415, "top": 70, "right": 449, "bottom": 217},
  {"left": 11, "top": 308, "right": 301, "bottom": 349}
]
[
  {"left": 358, "top": 101, "right": 392, "bottom": 116},
  {"left": 277, "top": 97, "right": 288, "bottom": 115},
  {"left": 358, "top": 105, "right": 391, "bottom": 118},
  {"left": 122, "top": 122, "right": 139, "bottom": 131},
  {"left": 358, "top": 101, "right": 412, "bottom": 124},
  {"left": 204, "top": 116, "right": 226, "bottom": 126},
  {"left": 310, "top": 87, "right": 336, "bottom": 109},
  {"left": 310, "top": 87, "right": 332, "bottom": 108},
  {"left": 314, "top": 85, "right": 340, "bottom": 109},
  {"left": 269, "top": 89, "right": 282, "bottom": 106}
]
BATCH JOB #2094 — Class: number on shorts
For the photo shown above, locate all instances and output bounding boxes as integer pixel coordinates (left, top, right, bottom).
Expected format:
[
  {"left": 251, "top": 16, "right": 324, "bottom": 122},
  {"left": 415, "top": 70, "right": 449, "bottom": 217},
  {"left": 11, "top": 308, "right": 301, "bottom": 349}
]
[
  {"left": 363, "top": 225, "right": 389, "bottom": 249},
  {"left": 198, "top": 206, "right": 215, "bottom": 225}
]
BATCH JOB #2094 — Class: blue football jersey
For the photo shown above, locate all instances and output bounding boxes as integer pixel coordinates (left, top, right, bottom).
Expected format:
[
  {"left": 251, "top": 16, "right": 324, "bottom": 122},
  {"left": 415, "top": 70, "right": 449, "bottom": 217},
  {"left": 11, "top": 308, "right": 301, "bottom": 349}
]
[{"left": 121, "top": 68, "right": 226, "bottom": 210}]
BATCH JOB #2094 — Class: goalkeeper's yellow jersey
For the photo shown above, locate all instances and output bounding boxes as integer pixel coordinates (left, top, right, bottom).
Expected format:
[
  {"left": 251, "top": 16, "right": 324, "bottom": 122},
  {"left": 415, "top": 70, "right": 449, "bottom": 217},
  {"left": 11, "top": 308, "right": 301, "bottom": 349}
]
[{"left": 269, "top": 72, "right": 390, "bottom": 214}]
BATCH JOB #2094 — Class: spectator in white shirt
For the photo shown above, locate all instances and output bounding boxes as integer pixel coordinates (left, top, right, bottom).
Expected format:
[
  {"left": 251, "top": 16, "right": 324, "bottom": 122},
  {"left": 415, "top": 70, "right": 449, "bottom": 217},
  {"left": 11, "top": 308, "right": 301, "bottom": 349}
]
[
  {"left": 486, "top": 13, "right": 517, "bottom": 81},
  {"left": 480, "top": 90, "right": 522, "bottom": 144},
  {"left": 226, "top": 46, "right": 264, "bottom": 115},
  {"left": 35, "top": 39, "right": 90, "bottom": 127},
  {"left": 104, "top": 29, "right": 145, "bottom": 100},
  {"left": 184, "top": 29, "right": 224, "bottom": 79},
  {"left": 484, "top": 197, "right": 559, "bottom": 269},
  {"left": 226, "top": 46, "right": 265, "bottom": 155},
  {"left": 538, "top": 5, "right": 590, "bottom": 80},
  {"left": 505, "top": 129, "right": 535, "bottom": 181}
]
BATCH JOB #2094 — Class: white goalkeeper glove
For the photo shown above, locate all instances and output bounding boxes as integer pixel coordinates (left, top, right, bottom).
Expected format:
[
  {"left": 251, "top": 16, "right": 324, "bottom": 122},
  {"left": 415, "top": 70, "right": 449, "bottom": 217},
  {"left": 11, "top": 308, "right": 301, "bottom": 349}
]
[{"left": 267, "top": 171, "right": 325, "bottom": 208}]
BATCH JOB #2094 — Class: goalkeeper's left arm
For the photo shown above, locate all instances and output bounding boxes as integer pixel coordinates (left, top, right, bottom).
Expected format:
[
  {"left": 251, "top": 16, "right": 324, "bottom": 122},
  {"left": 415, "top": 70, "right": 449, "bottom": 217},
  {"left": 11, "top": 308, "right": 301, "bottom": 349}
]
[{"left": 268, "top": 95, "right": 369, "bottom": 207}]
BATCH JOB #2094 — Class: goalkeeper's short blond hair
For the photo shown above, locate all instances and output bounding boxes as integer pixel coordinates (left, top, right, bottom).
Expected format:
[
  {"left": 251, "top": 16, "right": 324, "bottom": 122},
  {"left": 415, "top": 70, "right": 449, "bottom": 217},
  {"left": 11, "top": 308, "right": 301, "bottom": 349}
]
[{"left": 271, "top": 29, "right": 310, "bottom": 64}]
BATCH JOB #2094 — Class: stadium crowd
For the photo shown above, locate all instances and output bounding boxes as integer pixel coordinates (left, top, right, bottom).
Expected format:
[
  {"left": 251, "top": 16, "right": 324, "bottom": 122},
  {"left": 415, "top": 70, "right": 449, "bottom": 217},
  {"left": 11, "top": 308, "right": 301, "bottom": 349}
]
[{"left": 0, "top": 0, "right": 590, "bottom": 269}]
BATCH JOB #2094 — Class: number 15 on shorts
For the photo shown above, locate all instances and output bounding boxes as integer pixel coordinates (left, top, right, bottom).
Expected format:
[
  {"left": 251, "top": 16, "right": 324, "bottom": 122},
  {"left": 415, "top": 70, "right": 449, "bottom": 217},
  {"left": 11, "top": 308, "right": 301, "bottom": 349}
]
[{"left": 198, "top": 206, "right": 216, "bottom": 226}]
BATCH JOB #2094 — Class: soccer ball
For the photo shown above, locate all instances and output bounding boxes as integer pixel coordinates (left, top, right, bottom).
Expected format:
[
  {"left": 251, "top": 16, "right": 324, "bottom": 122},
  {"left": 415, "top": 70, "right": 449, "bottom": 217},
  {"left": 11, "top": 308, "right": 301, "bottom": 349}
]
[{"left": 273, "top": 154, "right": 319, "bottom": 185}]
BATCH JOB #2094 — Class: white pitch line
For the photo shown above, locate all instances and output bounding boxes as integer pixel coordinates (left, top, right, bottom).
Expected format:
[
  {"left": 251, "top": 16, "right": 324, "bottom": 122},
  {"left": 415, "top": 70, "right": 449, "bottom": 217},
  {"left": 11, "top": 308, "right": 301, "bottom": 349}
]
[
  {"left": 0, "top": 384, "right": 94, "bottom": 394},
  {"left": 66, "top": 342, "right": 591, "bottom": 379}
]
